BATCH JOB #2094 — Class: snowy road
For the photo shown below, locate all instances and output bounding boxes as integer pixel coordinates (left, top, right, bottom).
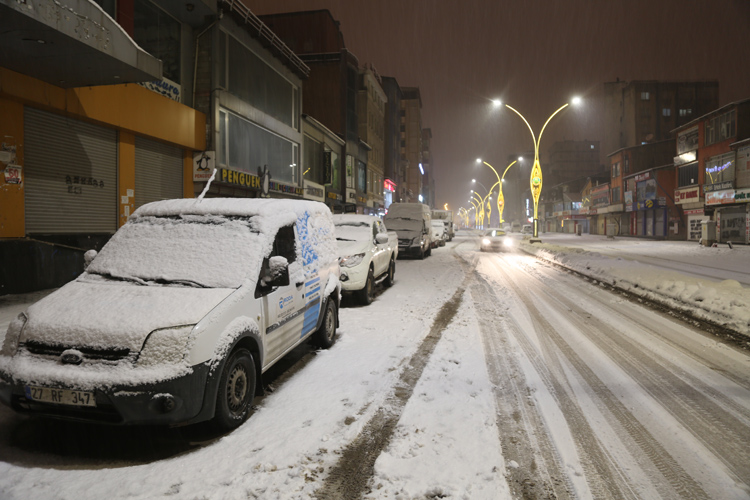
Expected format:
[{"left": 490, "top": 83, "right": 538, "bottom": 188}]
[
  {"left": 0, "top": 232, "right": 749, "bottom": 499},
  {"left": 468, "top": 243, "right": 750, "bottom": 500}
]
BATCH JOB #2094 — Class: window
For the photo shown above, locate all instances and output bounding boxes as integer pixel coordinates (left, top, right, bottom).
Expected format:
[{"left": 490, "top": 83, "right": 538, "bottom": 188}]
[
  {"left": 271, "top": 226, "right": 297, "bottom": 263},
  {"left": 640, "top": 92, "right": 650, "bottom": 100},
  {"left": 678, "top": 162, "right": 698, "bottom": 187},
  {"left": 662, "top": 108, "right": 671, "bottom": 117},
  {"left": 704, "top": 152, "right": 736, "bottom": 186},
  {"left": 624, "top": 157, "right": 630, "bottom": 174},
  {"left": 679, "top": 108, "right": 693, "bottom": 117},
  {"left": 704, "top": 110, "right": 736, "bottom": 146},
  {"left": 218, "top": 109, "right": 297, "bottom": 185},
  {"left": 357, "top": 161, "right": 367, "bottom": 192},
  {"left": 303, "top": 136, "right": 324, "bottom": 185},
  {"left": 134, "top": 0, "right": 181, "bottom": 83},
  {"left": 612, "top": 162, "right": 620, "bottom": 178},
  {"left": 223, "top": 32, "right": 296, "bottom": 128},
  {"left": 611, "top": 187, "right": 621, "bottom": 203}
]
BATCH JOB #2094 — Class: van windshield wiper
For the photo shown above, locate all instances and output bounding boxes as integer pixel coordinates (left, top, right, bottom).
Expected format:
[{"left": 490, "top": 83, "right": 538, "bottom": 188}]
[{"left": 88, "top": 270, "right": 148, "bottom": 285}]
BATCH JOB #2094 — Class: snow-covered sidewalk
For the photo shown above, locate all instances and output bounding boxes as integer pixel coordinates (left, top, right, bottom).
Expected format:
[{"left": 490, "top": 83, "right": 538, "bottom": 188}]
[{"left": 517, "top": 233, "right": 750, "bottom": 337}]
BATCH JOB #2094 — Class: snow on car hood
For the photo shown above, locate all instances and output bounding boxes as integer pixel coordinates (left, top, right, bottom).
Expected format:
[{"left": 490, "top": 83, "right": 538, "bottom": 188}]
[
  {"left": 21, "top": 280, "right": 233, "bottom": 352},
  {"left": 336, "top": 239, "right": 370, "bottom": 258}
]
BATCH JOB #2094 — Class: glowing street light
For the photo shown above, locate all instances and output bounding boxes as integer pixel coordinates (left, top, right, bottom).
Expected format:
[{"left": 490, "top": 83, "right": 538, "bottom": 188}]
[{"left": 494, "top": 97, "right": 582, "bottom": 239}]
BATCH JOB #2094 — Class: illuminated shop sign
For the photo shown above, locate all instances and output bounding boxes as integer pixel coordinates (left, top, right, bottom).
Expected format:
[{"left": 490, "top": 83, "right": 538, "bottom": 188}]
[
  {"left": 220, "top": 168, "right": 303, "bottom": 196},
  {"left": 384, "top": 179, "right": 397, "bottom": 192}
]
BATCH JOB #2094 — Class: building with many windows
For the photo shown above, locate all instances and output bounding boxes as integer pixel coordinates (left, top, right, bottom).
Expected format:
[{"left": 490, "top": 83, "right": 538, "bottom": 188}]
[
  {"left": 603, "top": 80, "right": 719, "bottom": 157},
  {"left": 674, "top": 99, "right": 750, "bottom": 243},
  {"left": 401, "top": 87, "right": 424, "bottom": 203},
  {"left": 357, "top": 64, "right": 387, "bottom": 215}
]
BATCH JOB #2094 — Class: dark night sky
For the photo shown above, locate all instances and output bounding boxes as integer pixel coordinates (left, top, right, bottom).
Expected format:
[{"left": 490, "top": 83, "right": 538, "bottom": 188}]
[{"left": 250, "top": 0, "right": 750, "bottom": 215}]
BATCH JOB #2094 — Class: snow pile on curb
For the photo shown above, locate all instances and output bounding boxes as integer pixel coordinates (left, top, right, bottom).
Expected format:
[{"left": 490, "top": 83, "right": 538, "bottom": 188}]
[{"left": 519, "top": 240, "right": 750, "bottom": 336}]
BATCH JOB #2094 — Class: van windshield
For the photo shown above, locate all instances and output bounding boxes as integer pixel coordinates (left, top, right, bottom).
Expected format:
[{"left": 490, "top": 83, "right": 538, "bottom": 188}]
[
  {"left": 384, "top": 217, "right": 422, "bottom": 231},
  {"left": 85, "top": 215, "right": 264, "bottom": 289}
]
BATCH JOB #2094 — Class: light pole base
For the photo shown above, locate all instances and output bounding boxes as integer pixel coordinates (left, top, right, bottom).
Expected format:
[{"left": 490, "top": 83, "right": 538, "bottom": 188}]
[{"left": 529, "top": 237, "right": 542, "bottom": 244}]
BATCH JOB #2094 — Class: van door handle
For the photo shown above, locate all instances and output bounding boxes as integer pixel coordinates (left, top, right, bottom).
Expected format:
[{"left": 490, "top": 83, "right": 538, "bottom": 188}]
[{"left": 296, "top": 281, "right": 304, "bottom": 287}]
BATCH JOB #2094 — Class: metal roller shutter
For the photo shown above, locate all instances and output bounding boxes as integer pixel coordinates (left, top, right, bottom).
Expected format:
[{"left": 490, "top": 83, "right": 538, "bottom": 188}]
[
  {"left": 24, "top": 107, "right": 118, "bottom": 234},
  {"left": 134, "top": 136, "right": 184, "bottom": 209}
]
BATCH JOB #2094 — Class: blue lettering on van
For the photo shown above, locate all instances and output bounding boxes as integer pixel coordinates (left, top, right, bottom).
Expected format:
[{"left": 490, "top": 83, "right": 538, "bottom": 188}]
[
  {"left": 279, "top": 295, "right": 293, "bottom": 309},
  {"left": 297, "top": 212, "right": 319, "bottom": 268}
]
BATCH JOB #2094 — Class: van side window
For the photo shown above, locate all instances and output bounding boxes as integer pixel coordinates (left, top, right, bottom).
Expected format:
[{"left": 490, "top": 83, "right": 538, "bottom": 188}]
[{"left": 272, "top": 225, "right": 297, "bottom": 263}]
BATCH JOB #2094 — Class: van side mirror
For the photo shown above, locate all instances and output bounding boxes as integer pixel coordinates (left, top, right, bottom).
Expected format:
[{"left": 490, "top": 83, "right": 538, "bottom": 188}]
[
  {"left": 83, "top": 249, "right": 97, "bottom": 270},
  {"left": 375, "top": 233, "right": 389, "bottom": 244},
  {"left": 260, "top": 256, "right": 290, "bottom": 288}
]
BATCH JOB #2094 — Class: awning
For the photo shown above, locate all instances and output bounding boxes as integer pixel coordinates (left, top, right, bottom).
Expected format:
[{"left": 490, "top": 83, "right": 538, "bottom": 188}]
[{"left": 0, "top": 0, "right": 161, "bottom": 88}]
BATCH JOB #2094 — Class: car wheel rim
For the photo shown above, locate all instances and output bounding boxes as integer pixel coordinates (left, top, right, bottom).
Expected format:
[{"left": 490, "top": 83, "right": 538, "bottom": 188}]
[
  {"left": 325, "top": 305, "right": 335, "bottom": 340},
  {"left": 227, "top": 364, "right": 248, "bottom": 413}
]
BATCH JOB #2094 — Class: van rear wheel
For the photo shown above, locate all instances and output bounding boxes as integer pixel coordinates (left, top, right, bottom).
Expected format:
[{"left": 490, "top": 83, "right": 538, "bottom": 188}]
[{"left": 214, "top": 348, "right": 256, "bottom": 431}]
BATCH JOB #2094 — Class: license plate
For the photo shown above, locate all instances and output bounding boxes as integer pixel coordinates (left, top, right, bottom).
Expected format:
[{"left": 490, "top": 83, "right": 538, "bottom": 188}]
[{"left": 25, "top": 385, "right": 96, "bottom": 407}]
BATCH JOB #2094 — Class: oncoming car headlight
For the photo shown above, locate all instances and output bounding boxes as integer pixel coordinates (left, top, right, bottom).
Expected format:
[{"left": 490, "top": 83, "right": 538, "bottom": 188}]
[
  {"left": 138, "top": 326, "right": 194, "bottom": 366},
  {"left": 482, "top": 238, "right": 491, "bottom": 245},
  {"left": 340, "top": 253, "right": 366, "bottom": 268}
]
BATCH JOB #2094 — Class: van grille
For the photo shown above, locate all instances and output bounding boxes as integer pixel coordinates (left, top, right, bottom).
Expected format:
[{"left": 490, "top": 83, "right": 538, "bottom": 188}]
[{"left": 24, "top": 340, "right": 131, "bottom": 362}]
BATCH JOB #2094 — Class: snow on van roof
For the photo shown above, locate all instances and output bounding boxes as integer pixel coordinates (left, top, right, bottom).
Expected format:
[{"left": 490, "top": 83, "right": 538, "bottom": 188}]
[
  {"left": 135, "top": 198, "right": 329, "bottom": 222},
  {"left": 332, "top": 214, "right": 380, "bottom": 225}
]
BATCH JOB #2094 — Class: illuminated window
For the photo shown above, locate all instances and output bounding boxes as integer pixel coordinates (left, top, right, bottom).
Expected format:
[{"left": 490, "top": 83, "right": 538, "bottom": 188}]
[
  {"left": 640, "top": 92, "right": 650, "bottom": 100},
  {"left": 662, "top": 108, "right": 671, "bottom": 117}
]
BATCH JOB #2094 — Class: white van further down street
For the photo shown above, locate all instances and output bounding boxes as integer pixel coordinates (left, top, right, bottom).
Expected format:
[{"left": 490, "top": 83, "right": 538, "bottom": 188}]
[
  {"left": 333, "top": 214, "right": 398, "bottom": 305},
  {"left": 0, "top": 199, "right": 341, "bottom": 431},
  {"left": 383, "top": 202, "right": 432, "bottom": 259}
]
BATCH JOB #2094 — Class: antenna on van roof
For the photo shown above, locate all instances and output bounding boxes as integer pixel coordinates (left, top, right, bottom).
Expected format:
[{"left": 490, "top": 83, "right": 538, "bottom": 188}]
[{"left": 196, "top": 167, "right": 217, "bottom": 202}]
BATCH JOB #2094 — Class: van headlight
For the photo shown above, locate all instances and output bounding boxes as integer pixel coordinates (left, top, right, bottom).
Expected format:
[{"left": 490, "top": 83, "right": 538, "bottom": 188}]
[
  {"left": 138, "top": 326, "right": 193, "bottom": 366},
  {"left": 1, "top": 313, "right": 27, "bottom": 356},
  {"left": 340, "top": 253, "right": 366, "bottom": 268}
]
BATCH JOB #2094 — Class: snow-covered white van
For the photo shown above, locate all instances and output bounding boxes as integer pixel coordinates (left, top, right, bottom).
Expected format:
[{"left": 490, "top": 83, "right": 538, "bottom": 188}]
[{"left": 0, "top": 199, "right": 340, "bottom": 430}]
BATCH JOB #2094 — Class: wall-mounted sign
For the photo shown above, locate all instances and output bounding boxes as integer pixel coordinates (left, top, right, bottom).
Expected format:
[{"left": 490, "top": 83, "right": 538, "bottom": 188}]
[
  {"left": 219, "top": 168, "right": 303, "bottom": 196},
  {"left": 3, "top": 164, "right": 22, "bottom": 184},
  {"left": 139, "top": 77, "right": 181, "bottom": 102},
  {"left": 193, "top": 151, "right": 215, "bottom": 182},
  {"left": 675, "top": 186, "right": 701, "bottom": 204}
]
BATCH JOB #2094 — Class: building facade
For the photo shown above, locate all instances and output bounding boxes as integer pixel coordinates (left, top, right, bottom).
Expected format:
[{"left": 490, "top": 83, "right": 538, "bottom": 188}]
[
  {"left": 603, "top": 80, "right": 719, "bottom": 158},
  {"left": 401, "top": 87, "right": 424, "bottom": 203},
  {"left": 357, "top": 64, "right": 387, "bottom": 215},
  {"left": 546, "top": 140, "right": 602, "bottom": 186},
  {"left": 674, "top": 99, "right": 750, "bottom": 244},
  {"left": 1, "top": 0, "right": 208, "bottom": 293},
  {"left": 382, "top": 77, "right": 405, "bottom": 209}
]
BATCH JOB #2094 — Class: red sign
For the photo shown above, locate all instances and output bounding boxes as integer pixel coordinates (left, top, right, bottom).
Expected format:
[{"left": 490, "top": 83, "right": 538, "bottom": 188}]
[
  {"left": 384, "top": 179, "right": 396, "bottom": 192},
  {"left": 675, "top": 186, "right": 700, "bottom": 204}
]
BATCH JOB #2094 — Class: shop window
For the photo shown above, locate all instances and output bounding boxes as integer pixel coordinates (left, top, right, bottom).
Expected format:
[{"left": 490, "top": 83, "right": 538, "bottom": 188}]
[
  {"left": 357, "top": 161, "right": 367, "bottom": 192},
  {"left": 678, "top": 163, "right": 698, "bottom": 187},
  {"left": 218, "top": 109, "right": 297, "bottom": 185},
  {"left": 303, "top": 135, "right": 324, "bottom": 185},
  {"left": 133, "top": 0, "right": 181, "bottom": 83},
  {"left": 223, "top": 32, "right": 296, "bottom": 128}
]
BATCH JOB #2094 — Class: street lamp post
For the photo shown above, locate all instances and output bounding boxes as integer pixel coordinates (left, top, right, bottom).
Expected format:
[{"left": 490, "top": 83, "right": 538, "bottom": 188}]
[
  {"left": 476, "top": 158, "right": 519, "bottom": 225},
  {"left": 470, "top": 192, "right": 485, "bottom": 228},
  {"left": 493, "top": 97, "right": 581, "bottom": 240}
]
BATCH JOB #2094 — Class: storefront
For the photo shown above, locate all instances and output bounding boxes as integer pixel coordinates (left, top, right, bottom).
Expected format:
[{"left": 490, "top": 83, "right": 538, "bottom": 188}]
[
  {"left": 675, "top": 186, "right": 706, "bottom": 241},
  {"left": 707, "top": 188, "right": 750, "bottom": 244}
]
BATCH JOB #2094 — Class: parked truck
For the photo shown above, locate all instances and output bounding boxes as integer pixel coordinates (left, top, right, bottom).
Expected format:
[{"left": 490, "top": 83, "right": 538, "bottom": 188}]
[
  {"left": 333, "top": 214, "right": 398, "bottom": 305},
  {"left": 431, "top": 209, "right": 455, "bottom": 241},
  {"left": 384, "top": 203, "right": 432, "bottom": 259}
]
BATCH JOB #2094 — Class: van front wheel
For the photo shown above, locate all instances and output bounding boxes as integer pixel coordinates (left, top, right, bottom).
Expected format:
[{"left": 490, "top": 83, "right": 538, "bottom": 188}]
[
  {"left": 315, "top": 298, "right": 338, "bottom": 348},
  {"left": 214, "top": 348, "right": 256, "bottom": 431}
]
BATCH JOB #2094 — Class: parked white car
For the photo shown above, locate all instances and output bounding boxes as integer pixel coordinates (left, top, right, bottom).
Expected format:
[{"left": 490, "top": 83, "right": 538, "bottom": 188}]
[
  {"left": 0, "top": 199, "right": 341, "bottom": 430},
  {"left": 333, "top": 214, "right": 398, "bottom": 305}
]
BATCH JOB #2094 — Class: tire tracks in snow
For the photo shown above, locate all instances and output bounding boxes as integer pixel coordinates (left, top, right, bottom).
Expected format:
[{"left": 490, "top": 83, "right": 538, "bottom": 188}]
[
  {"left": 483, "top": 254, "right": 712, "bottom": 500},
  {"left": 314, "top": 253, "right": 473, "bottom": 500}
]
